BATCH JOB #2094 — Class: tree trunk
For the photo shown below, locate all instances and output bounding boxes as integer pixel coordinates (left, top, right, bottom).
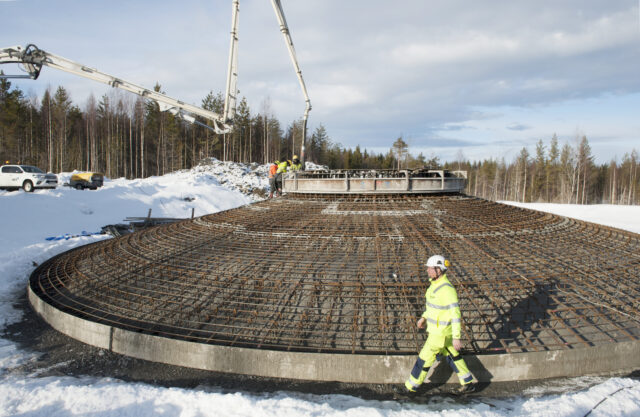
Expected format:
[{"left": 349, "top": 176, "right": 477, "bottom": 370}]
[
  {"left": 631, "top": 158, "right": 637, "bottom": 205},
  {"left": 522, "top": 163, "right": 527, "bottom": 203},
  {"left": 48, "top": 99, "right": 52, "bottom": 172},
  {"left": 141, "top": 116, "right": 145, "bottom": 178},
  {"left": 581, "top": 165, "right": 586, "bottom": 204},
  {"left": 611, "top": 165, "right": 616, "bottom": 204}
]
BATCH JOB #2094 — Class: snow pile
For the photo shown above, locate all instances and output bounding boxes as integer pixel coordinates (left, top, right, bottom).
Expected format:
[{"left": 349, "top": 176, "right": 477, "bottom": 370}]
[
  {"left": 1, "top": 165, "right": 640, "bottom": 416},
  {"left": 305, "top": 161, "right": 329, "bottom": 171},
  {"left": 0, "top": 170, "right": 252, "bottom": 250},
  {"left": 191, "top": 158, "right": 270, "bottom": 200},
  {"left": 190, "top": 158, "right": 328, "bottom": 198}
]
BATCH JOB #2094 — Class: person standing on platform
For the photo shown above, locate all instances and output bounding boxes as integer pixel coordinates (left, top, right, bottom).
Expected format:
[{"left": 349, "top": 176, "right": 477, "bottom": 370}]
[
  {"left": 290, "top": 155, "right": 302, "bottom": 171},
  {"left": 268, "top": 160, "right": 279, "bottom": 198},
  {"left": 275, "top": 159, "right": 290, "bottom": 196}
]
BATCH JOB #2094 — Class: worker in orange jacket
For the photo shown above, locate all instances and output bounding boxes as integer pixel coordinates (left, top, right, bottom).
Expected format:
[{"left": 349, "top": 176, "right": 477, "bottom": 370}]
[{"left": 268, "top": 160, "right": 280, "bottom": 198}]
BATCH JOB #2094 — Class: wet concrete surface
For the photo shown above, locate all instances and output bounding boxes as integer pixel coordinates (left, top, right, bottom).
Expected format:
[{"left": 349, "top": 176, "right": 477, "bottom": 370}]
[{"left": 2, "top": 288, "right": 638, "bottom": 404}]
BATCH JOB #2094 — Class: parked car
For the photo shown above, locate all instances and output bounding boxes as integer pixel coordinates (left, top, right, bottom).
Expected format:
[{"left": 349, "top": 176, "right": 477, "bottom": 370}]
[
  {"left": 69, "top": 172, "right": 104, "bottom": 190},
  {"left": 0, "top": 164, "right": 58, "bottom": 192}
]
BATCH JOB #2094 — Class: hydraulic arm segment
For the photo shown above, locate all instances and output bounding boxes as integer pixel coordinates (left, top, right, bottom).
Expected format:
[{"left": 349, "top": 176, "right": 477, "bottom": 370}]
[
  {"left": 0, "top": 44, "right": 234, "bottom": 134},
  {"left": 270, "top": 0, "right": 312, "bottom": 162}
]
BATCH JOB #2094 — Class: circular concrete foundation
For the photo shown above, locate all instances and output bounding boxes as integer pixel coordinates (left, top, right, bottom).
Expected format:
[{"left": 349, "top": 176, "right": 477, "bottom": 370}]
[
  {"left": 29, "top": 193, "right": 640, "bottom": 383},
  {"left": 28, "top": 285, "right": 640, "bottom": 383}
]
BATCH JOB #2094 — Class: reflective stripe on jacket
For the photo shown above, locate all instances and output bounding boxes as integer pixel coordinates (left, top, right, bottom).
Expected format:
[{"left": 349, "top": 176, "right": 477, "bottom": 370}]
[
  {"left": 276, "top": 161, "right": 289, "bottom": 174},
  {"left": 421, "top": 274, "right": 462, "bottom": 339},
  {"left": 290, "top": 162, "right": 302, "bottom": 171}
]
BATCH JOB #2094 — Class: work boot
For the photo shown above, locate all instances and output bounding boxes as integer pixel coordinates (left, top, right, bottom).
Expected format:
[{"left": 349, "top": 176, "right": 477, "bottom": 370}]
[
  {"left": 392, "top": 384, "right": 416, "bottom": 399},
  {"left": 455, "top": 383, "right": 477, "bottom": 395}
]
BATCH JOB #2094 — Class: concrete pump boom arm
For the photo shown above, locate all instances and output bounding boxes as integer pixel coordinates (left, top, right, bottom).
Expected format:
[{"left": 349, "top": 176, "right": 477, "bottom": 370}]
[
  {"left": 270, "top": 0, "right": 312, "bottom": 163},
  {"left": 223, "top": 0, "right": 240, "bottom": 128},
  {"left": 0, "top": 44, "right": 233, "bottom": 134},
  {"left": 0, "top": 1, "right": 311, "bottom": 143}
]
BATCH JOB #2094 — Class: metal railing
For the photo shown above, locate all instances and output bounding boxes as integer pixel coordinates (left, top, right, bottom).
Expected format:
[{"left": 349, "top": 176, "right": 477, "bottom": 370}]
[{"left": 283, "top": 169, "right": 467, "bottom": 194}]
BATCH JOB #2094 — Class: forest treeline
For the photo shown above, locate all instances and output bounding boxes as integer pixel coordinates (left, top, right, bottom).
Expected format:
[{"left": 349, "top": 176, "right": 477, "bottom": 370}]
[
  {"left": 1, "top": 77, "right": 638, "bottom": 204},
  {"left": 447, "top": 136, "right": 638, "bottom": 205}
]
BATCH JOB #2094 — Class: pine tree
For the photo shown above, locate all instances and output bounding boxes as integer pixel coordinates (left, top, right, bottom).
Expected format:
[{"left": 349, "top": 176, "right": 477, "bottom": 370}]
[
  {"left": 53, "top": 86, "right": 72, "bottom": 172},
  {"left": 351, "top": 145, "right": 363, "bottom": 169},
  {"left": 202, "top": 91, "right": 225, "bottom": 159},
  {"left": 412, "top": 152, "right": 427, "bottom": 169},
  {"left": 392, "top": 137, "right": 408, "bottom": 170},
  {"left": 533, "top": 139, "right": 546, "bottom": 202},
  {"left": 41, "top": 89, "right": 54, "bottom": 172},
  {"left": 309, "top": 125, "right": 330, "bottom": 165},
  {"left": 516, "top": 147, "right": 530, "bottom": 202},
  {"left": 0, "top": 75, "right": 25, "bottom": 163},
  {"left": 560, "top": 142, "right": 574, "bottom": 203},
  {"left": 577, "top": 136, "right": 593, "bottom": 204},
  {"left": 234, "top": 97, "right": 251, "bottom": 162},
  {"left": 547, "top": 134, "right": 559, "bottom": 202}
]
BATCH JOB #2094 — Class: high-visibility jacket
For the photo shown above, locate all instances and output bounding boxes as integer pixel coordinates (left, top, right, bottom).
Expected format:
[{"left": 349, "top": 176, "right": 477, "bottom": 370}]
[
  {"left": 421, "top": 274, "right": 462, "bottom": 339},
  {"left": 268, "top": 163, "right": 278, "bottom": 178},
  {"left": 276, "top": 161, "right": 289, "bottom": 174},
  {"left": 290, "top": 162, "right": 302, "bottom": 171}
]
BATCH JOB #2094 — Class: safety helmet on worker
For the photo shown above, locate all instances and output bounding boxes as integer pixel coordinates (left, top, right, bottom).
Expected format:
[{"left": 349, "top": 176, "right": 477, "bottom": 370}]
[
  {"left": 426, "top": 255, "right": 450, "bottom": 271},
  {"left": 292, "top": 154, "right": 299, "bottom": 161}
]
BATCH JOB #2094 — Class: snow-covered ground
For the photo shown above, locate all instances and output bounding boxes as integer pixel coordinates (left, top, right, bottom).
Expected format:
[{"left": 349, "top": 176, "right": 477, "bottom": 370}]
[
  {"left": 500, "top": 201, "right": 640, "bottom": 235},
  {"left": 1, "top": 161, "right": 639, "bottom": 416}
]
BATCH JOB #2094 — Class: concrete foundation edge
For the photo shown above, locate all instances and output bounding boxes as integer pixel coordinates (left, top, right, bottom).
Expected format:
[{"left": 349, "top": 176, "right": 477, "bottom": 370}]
[{"left": 28, "top": 286, "right": 640, "bottom": 384}]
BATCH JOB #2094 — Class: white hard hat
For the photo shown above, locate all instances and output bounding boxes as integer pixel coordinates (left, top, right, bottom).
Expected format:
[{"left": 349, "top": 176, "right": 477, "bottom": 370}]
[{"left": 426, "top": 255, "right": 450, "bottom": 271}]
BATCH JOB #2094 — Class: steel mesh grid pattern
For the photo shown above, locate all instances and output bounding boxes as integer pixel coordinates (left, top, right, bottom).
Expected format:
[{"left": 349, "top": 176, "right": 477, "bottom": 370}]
[{"left": 30, "top": 194, "right": 640, "bottom": 355}]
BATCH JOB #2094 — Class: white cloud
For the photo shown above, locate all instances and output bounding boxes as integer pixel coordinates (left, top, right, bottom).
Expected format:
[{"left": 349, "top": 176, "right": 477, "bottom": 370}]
[
  {"left": 312, "top": 84, "right": 370, "bottom": 109},
  {"left": 391, "top": 33, "right": 522, "bottom": 66}
]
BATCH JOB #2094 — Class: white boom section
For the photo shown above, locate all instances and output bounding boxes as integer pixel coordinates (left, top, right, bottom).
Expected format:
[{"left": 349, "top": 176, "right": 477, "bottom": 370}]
[
  {"left": 0, "top": 44, "right": 233, "bottom": 134},
  {"left": 223, "top": 0, "right": 240, "bottom": 125},
  {"left": 270, "top": 0, "right": 312, "bottom": 164}
]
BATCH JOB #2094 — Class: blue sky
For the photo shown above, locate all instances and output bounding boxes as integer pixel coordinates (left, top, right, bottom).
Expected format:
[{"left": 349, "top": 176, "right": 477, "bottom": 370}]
[{"left": 1, "top": 0, "right": 639, "bottom": 163}]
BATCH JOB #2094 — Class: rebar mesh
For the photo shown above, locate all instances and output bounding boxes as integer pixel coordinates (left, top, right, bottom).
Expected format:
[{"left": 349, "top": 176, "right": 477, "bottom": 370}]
[{"left": 30, "top": 193, "right": 640, "bottom": 355}]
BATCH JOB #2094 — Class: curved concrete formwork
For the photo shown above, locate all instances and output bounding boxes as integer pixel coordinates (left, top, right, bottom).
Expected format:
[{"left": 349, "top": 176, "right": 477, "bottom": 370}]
[
  {"left": 28, "top": 285, "right": 640, "bottom": 383},
  {"left": 28, "top": 193, "right": 640, "bottom": 382}
]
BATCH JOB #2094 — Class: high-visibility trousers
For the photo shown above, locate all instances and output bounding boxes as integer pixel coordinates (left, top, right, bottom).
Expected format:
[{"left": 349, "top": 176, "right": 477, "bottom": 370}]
[{"left": 404, "top": 333, "right": 474, "bottom": 392}]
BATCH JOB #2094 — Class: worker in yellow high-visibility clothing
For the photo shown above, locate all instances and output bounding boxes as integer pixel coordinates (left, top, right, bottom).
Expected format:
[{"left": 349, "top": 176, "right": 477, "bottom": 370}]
[
  {"left": 275, "top": 159, "right": 289, "bottom": 196},
  {"left": 403, "top": 255, "right": 476, "bottom": 395},
  {"left": 290, "top": 155, "right": 302, "bottom": 171}
]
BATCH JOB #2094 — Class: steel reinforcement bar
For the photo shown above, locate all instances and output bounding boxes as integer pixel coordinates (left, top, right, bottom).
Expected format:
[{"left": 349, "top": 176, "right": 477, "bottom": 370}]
[{"left": 30, "top": 194, "right": 640, "bottom": 357}]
